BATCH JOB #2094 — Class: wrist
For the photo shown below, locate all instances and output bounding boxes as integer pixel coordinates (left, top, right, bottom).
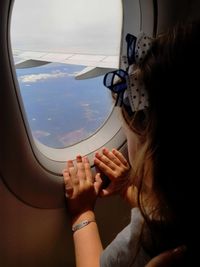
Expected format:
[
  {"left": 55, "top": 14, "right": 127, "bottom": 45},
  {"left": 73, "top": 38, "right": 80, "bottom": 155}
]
[
  {"left": 72, "top": 219, "right": 96, "bottom": 232},
  {"left": 71, "top": 210, "right": 95, "bottom": 227}
]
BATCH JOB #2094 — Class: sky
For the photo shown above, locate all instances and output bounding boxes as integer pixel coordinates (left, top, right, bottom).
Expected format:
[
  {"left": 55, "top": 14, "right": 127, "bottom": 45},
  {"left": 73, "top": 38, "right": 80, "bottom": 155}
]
[
  {"left": 11, "top": 0, "right": 122, "bottom": 55},
  {"left": 10, "top": 0, "right": 120, "bottom": 148}
]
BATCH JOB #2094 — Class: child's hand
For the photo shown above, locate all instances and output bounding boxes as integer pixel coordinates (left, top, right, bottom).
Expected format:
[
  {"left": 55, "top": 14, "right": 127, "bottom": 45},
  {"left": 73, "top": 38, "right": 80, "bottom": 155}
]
[
  {"left": 63, "top": 155, "right": 102, "bottom": 219},
  {"left": 94, "top": 147, "right": 131, "bottom": 197}
]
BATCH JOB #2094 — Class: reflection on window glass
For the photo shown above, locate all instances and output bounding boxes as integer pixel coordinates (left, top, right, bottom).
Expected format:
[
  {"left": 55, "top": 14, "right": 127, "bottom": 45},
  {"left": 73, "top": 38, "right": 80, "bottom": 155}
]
[{"left": 11, "top": 0, "right": 121, "bottom": 148}]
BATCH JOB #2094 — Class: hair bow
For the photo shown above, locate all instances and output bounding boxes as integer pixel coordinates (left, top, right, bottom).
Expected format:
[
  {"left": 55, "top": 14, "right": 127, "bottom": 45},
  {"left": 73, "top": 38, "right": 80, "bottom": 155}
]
[{"left": 104, "top": 32, "right": 153, "bottom": 113}]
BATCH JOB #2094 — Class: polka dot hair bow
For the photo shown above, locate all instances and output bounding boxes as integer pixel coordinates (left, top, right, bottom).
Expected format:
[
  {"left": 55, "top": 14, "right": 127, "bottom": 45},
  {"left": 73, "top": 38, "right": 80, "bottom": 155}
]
[
  {"left": 134, "top": 32, "right": 153, "bottom": 64},
  {"left": 124, "top": 70, "right": 149, "bottom": 112},
  {"left": 104, "top": 32, "right": 153, "bottom": 113}
]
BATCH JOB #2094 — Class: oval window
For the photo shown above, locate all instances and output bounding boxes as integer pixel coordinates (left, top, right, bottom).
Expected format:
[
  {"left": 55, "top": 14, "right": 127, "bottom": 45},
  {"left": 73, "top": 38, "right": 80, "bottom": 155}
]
[{"left": 11, "top": 0, "right": 122, "bottom": 148}]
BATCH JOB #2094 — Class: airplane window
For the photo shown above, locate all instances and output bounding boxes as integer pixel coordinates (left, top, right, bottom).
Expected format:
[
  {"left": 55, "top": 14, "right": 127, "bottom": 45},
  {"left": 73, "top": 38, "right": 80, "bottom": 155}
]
[{"left": 10, "top": 0, "right": 122, "bottom": 149}]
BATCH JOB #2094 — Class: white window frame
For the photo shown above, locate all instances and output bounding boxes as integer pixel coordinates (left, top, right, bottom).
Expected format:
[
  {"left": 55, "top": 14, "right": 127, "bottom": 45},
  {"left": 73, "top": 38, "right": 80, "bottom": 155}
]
[{"left": 9, "top": 0, "right": 156, "bottom": 174}]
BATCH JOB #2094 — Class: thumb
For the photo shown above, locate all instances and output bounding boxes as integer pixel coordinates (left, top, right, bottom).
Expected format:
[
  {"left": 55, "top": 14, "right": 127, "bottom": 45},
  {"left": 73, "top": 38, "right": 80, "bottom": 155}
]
[
  {"left": 94, "top": 173, "right": 103, "bottom": 194},
  {"left": 99, "top": 188, "right": 113, "bottom": 197}
]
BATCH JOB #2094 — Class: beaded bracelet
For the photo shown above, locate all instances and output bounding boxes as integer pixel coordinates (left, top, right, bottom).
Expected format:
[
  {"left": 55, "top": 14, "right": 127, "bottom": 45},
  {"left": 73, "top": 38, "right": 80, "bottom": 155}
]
[{"left": 72, "top": 219, "right": 96, "bottom": 232}]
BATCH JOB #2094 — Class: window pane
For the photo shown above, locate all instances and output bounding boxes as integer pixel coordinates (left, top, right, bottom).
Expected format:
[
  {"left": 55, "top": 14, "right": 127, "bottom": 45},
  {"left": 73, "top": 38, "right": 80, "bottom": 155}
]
[
  {"left": 11, "top": 0, "right": 122, "bottom": 148},
  {"left": 16, "top": 63, "right": 114, "bottom": 148}
]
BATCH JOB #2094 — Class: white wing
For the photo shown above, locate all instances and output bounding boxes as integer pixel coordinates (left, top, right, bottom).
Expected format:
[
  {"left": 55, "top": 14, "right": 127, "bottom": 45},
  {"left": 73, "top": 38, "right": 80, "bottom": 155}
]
[{"left": 13, "top": 49, "right": 118, "bottom": 80}]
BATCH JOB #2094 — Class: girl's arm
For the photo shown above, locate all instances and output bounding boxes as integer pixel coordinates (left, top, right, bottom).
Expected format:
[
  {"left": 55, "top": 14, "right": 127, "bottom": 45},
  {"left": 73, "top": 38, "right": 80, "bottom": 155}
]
[
  {"left": 63, "top": 155, "right": 103, "bottom": 267},
  {"left": 72, "top": 210, "right": 103, "bottom": 267}
]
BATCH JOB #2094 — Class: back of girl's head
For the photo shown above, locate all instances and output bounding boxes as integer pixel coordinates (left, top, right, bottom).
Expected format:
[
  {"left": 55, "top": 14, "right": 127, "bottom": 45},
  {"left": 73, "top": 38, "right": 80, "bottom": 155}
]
[
  {"left": 143, "top": 19, "right": 199, "bottom": 219},
  {"left": 123, "top": 20, "right": 200, "bottom": 264}
]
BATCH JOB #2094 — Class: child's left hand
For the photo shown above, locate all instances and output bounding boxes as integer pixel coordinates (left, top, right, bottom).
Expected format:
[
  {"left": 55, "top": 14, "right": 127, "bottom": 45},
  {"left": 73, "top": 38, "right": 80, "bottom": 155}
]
[
  {"left": 63, "top": 155, "right": 102, "bottom": 219},
  {"left": 94, "top": 147, "right": 131, "bottom": 197}
]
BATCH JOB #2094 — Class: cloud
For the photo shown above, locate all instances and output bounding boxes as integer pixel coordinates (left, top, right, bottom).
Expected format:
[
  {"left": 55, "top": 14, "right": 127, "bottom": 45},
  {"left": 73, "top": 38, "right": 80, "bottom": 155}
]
[
  {"left": 80, "top": 102, "right": 99, "bottom": 121},
  {"left": 18, "top": 70, "right": 76, "bottom": 83},
  {"left": 33, "top": 130, "right": 51, "bottom": 138},
  {"left": 11, "top": 0, "right": 121, "bottom": 55}
]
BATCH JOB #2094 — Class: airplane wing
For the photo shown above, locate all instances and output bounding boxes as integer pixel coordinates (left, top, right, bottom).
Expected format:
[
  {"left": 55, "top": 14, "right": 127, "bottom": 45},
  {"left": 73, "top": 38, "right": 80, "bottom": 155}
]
[{"left": 13, "top": 49, "right": 118, "bottom": 80}]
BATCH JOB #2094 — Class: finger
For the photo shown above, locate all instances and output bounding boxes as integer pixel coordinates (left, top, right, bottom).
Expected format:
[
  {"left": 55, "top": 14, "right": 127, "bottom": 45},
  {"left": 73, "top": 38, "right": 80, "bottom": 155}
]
[
  {"left": 102, "top": 147, "right": 121, "bottom": 166},
  {"left": 94, "top": 156, "right": 115, "bottom": 180},
  {"left": 83, "top": 156, "right": 93, "bottom": 183},
  {"left": 112, "top": 148, "right": 129, "bottom": 167},
  {"left": 95, "top": 172, "right": 103, "bottom": 183},
  {"left": 76, "top": 155, "right": 86, "bottom": 181},
  {"left": 95, "top": 152, "right": 116, "bottom": 171},
  {"left": 94, "top": 173, "right": 103, "bottom": 194},
  {"left": 63, "top": 168, "right": 72, "bottom": 186},
  {"left": 63, "top": 168, "right": 68, "bottom": 181},
  {"left": 67, "top": 159, "right": 74, "bottom": 169},
  {"left": 63, "top": 169, "right": 73, "bottom": 198},
  {"left": 67, "top": 160, "right": 77, "bottom": 175},
  {"left": 100, "top": 180, "right": 123, "bottom": 197},
  {"left": 76, "top": 154, "right": 82, "bottom": 163},
  {"left": 99, "top": 187, "right": 114, "bottom": 197},
  {"left": 67, "top": 160, "right": 79, "bottom": 186}
]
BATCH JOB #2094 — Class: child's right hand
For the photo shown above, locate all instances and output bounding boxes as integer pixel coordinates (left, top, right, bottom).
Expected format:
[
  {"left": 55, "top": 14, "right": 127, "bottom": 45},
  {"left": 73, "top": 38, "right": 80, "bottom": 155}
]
[
  {"left": 63, "top": 155, "right": 102, "bottom": 220},
  {"left": 94, "top": 147, "right": 131, "bottom": 197}
]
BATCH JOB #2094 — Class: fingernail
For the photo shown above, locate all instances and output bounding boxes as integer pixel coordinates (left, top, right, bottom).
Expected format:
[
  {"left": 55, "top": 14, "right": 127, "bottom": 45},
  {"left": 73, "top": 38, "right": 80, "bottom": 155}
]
[{"left": 83, "top": 157, "right": 89, "bottom": 163}]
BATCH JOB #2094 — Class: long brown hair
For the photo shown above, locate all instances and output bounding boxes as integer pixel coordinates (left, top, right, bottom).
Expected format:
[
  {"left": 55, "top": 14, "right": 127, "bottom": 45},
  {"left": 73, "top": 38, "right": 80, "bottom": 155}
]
[{"left": 122, "top": 20, "right": 200, "bottom": 263}]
